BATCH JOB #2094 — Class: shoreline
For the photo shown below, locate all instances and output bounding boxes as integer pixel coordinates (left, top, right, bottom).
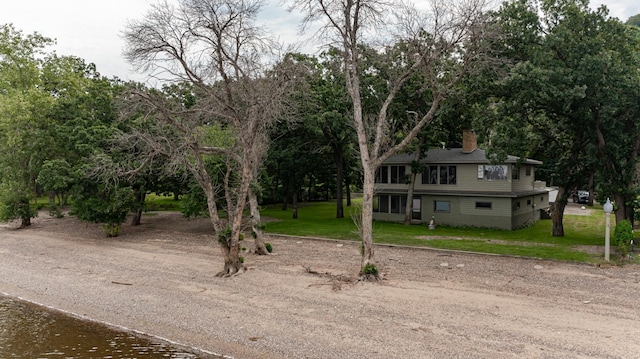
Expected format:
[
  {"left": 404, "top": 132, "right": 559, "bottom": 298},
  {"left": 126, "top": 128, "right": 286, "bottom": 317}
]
[
  {"left": 2, "top": 213, "right": 640, "bottom": 358},
  {"left": 0, "top": 290, "right": 226, "bottom": 358}
]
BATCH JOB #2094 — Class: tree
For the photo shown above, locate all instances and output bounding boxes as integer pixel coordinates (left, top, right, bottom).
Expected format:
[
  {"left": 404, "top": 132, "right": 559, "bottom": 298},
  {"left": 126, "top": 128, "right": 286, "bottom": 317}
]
[
  {"left": 123, "top": 0, "right": 292, "bottom": 276},
  {"left": 626, "top": 13, "right": 640, "bottom": 27},
  {"left": 39, "top": 55, "right": 122, "bottom": 217},
  {"left": 290, "top": 0, "right": 493, "bottom": 277},
  {"left": 70, "top": 178, "right": 134, "bottom": 237},
  {"left": 0, "top": 24, "right": 55, "bottom": 227},
  {"left": 483, "top": 0, "right": 640, "bottom": 235}
]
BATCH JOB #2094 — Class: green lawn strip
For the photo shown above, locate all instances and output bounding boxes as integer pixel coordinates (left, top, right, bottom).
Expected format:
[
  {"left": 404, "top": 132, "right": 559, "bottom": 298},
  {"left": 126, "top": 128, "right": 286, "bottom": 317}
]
[
  {"left": 262, "top": 201, "right": 608, "bottom": 262},
  {"left": 144, "top": 194, "right": 182, "bottom": 211},
  {"left": 410, "top": 239, "right": 595, "bottom": 262}
]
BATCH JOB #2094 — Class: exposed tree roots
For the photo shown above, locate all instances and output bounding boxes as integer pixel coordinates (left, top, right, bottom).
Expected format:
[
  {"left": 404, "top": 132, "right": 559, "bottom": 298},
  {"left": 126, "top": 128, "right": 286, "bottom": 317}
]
[
  {"left": 216, "top": 265, "right": 247, "bottom": 278},
  {"left": 359, "top": 273, "right": 382, "bottom": 282},
  {"left": 303, "top": 265, "right": 359, "bottom": 291}
]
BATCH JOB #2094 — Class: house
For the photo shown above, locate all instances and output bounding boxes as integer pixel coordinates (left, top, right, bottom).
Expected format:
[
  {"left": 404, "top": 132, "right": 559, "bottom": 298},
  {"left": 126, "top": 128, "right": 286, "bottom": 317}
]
[{"left": 373, "top": 131, "right": 549, "bottom": 230}]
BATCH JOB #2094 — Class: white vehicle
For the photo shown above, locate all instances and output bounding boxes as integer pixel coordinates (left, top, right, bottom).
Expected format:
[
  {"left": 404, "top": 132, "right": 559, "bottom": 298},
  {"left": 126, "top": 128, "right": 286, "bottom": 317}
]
[{"left": 572, "top": 190, "right": 589, "bottom": 204}]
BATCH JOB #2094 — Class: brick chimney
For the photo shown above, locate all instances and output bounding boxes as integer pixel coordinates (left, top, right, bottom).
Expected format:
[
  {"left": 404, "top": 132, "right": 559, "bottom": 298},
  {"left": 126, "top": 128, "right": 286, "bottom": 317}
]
[{"left": 462, "top": 130, "right": 477, "bottom": 154}]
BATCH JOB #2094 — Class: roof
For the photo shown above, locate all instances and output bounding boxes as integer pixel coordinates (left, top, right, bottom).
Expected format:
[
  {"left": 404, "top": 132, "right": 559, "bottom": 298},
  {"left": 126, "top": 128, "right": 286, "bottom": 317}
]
[{"left": 384, "top": 148, "right": 543, "bottom": 165}]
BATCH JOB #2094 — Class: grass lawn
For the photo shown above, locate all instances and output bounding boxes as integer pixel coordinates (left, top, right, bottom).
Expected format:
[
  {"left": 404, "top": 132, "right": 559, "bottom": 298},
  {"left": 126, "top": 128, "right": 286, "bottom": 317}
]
[
  {"left": 261, "top": 200, "right": 621, "bottom": 263},
  {"left": 41, "top": 194, "right": 628, "bottom": 263}
]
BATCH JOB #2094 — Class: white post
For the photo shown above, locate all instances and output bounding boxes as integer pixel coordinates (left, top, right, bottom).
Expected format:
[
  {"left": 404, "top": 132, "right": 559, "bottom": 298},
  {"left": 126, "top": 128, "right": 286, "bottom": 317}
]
[
  {"left": 605, "top": 212, "right": 611, "bottom": 261},
  {"left": 603, "top": 198, "right": 613, "bottom": 261}
]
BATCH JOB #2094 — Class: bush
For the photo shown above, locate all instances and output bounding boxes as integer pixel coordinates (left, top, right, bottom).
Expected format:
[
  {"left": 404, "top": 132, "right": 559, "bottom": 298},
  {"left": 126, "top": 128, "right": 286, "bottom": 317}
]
[
  {"left": 614, "top": 220, "right": 633, "bottom": 259},
  {"left": 265, "top": 242, "right": 273, "bottom": 253},
  {"left": 362, "top": 263, "right": 378, "bottom": 275},
  {"left": 71, "top": 182, "right": 133, "bottom": 237},
  {"left": 0, "top": 181, "right": 37, "bottom": 227}
]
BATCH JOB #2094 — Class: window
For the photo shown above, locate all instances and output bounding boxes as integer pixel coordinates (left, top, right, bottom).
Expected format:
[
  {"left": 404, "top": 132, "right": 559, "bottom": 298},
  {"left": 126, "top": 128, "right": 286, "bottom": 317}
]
[
  {"left": 429, "top": 165, "right": 438, "bottom": 184},
  {"left": 527, "top": 199, "right": 531, "bottom": 205},
  {"left": 482, "top": 165, "right": 508, "bottom": 180},
  {"left": 526, "top": 166, "right": 532, "bottom": 176},
  {"left": 374, "top": 194, "right": 406, "bottom": 214},
  {"left": 390, "top": 166, "right": 405, "bottom": 184},
  {"left": 438, "top": 166, "right": 456, "bottom": 185},
  {"left": 390, "top": 195, "right": 407, "bottom": 214},
  {"left": 512, "top": 165, "right": 520, "bottom": 180},
  {"left": 439, "top": 166, "right": 448, "bottom": 184},
  {"left": 379, "top": 195, "right": 389, "bottom": 212},
  {"left": 420, "top": 165, "right": 456, "bottom": 185},
  {"left": 434, "top": 201, "right": 450, "bottom": 213},
  {"left": 448, "top": 166, "right": 457, "bottom": 185},
  {"left": 476, "top": 202, "right": 492, "bottom": 209},
  {"left": 375, "top": 166, "right": 388, "bottom": 183},
  {"left": 514, "top": 202, "right": 521, "bottom": 210}
]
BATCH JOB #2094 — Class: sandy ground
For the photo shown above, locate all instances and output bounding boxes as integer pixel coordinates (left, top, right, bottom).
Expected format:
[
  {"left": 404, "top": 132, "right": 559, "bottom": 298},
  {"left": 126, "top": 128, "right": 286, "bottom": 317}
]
[{"left": 2, "top": 208, "right": 640, "bottom": 358}]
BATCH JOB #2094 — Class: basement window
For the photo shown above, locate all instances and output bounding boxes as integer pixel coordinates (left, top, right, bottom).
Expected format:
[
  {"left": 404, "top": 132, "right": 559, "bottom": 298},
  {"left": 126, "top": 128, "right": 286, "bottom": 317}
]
[
  {"left": 476, "top": 201, "right": 492, "bottom": 209},
  {"left": 434, "top": 201, "right": 450, "bottom": 213}
]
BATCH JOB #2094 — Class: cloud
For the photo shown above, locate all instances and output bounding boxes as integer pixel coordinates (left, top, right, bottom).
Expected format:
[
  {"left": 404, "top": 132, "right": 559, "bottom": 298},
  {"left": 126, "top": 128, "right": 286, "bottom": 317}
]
[{"left": 2, "top": 0, "right": 638, "bottom": 82}]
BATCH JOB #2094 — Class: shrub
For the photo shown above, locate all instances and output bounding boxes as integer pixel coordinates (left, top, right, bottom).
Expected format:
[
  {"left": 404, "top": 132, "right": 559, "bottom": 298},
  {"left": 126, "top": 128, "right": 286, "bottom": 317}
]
[
  {"left": 102, "top": 224, "right": 122, "bottom": 237},
  {"left": 0, "top": 181, "right": 37, "bottom": 227},
  {"left": 48, "top": 205, "right": 64, "bottom": 218},
  {"left": 614, "top": 220, "right": 633, "bottom": 259},
  {"left": 362, "top": 263, "right": 378, "bottom": 275},
  {"left": 265, "top": 242, "right": 273, "bottom": 253},
  {"left": 71, "top": 182, "right": 133, "bottom": 237}
]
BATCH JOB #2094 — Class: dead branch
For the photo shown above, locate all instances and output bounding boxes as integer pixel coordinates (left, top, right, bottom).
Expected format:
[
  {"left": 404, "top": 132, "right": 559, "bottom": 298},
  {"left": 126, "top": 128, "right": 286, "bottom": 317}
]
[{"left": 303, "top": 265, "right": 358, "bottom": 290}]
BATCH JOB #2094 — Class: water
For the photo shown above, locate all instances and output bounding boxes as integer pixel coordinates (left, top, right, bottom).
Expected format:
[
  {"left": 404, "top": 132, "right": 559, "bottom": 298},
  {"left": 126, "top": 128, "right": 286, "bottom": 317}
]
[{"left": 0, "top": 295, "right": 211, "bottom": 358}]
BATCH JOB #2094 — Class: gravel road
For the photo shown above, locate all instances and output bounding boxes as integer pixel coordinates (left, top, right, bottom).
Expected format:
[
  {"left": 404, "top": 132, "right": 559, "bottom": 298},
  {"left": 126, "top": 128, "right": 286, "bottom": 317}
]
[{"left": 1, "top": 212, "right": 640, "bottom": 358}]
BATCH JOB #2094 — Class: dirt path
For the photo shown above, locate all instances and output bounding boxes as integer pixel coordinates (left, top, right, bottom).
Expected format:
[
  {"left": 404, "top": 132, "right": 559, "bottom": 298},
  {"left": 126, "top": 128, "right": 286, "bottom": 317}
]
[{"left": 1, "top": 212, "right": 640, "bottom": 358}]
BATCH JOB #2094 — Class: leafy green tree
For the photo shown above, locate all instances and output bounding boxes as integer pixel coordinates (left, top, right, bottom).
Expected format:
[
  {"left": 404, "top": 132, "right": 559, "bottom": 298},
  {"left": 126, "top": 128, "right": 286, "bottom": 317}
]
[
  {"left": 0, "top": 181, "right": 35, "bottom": 226},
  {"left": 0, "top": 24, "right": 55, "bottom": 227},
  {"left": 626, "top": 13, "right": 640, "bottom": 27},
  {"left": 483, "top": 0, "right": 640, "bottom": 235},
  {"left": 40, "top": 55, "right": 128, "bottom": 229},
  {"left": 266, "top": 52, "right": 356, "bottom": 219},
  {"left": 37, "top": 159, "right": 78, "bottom": 208},
  {"left": 70, "top": 179, "right": 134, "bottom": 237}
]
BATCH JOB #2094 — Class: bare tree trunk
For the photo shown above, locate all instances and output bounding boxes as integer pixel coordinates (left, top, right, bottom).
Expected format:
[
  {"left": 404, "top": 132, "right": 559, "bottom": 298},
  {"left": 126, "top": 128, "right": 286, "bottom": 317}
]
[
  {"left": 404, "top": 147, "right": 423, "bottom": 225},
  {"left": 587, "top": 174, "right": 594, "bottom": 206},
  {"left": 359, "top": 166, "right": 376, "bottom": 277},
  {"left": 307, "top": 174, "right": 313, "bottom": 202},
  {"left": 292, "top": 191, "right": 298, "bottom": 219},
  {"left": 48, "top": 191, "right": 55, "bottom": 207},
  {"left": 131, "top": 186, "right": 146, "bottom": 226},
  {"left": 249, "top": 189, "right": 270, "bottom": 255},
  {"left": 404, "top": 173, "right": 417, "bottom": 225},
  {"left": 335, "top": 150, "right": 345, "bottom": 218},
  {"left": 346, "top": 175, "right": 351, "bottom": 207},
  {"left": 614, "top": 192, "right": 626, "bottom": 224},
  {"left": 20, "top": 218, "right": 31, "bottom": 228},
  {"left": 551, "top": 188, "right": 568, "bottom": 237}
]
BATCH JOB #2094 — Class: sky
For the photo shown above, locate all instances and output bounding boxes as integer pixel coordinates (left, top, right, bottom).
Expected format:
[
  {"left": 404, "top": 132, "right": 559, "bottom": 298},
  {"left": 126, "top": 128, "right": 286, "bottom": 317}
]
[{"left": 1, "top": 0, "right": 639, "bottom": 83}]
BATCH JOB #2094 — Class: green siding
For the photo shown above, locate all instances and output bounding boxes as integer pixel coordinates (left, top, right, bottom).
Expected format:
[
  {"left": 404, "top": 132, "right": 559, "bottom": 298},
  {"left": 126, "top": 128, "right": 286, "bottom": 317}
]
[{"left": 373, "top": 160, "right": 550, "bottom": 230}]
